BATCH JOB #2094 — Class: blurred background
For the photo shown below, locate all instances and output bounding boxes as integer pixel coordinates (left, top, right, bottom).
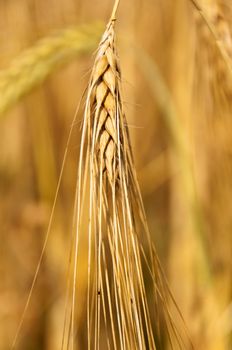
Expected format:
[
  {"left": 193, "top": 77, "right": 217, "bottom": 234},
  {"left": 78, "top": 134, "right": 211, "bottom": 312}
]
[{"left": 0, "top": 0, "right": 231, "bottom": 349}]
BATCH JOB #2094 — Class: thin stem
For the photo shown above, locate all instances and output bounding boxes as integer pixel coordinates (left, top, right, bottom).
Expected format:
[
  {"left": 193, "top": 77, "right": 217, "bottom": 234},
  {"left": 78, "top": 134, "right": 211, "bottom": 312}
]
[
  {"left": 189, "top": 0, "right": 201, "bottom": 11},
  {"left": 110, "top": 0, "right": 120, "bottom": 21}
]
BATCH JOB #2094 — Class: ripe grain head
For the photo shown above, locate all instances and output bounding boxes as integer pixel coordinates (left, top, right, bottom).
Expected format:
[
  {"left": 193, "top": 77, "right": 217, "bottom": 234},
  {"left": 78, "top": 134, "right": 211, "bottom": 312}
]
[{"left": 65, "top": 2, "right": 194, "bottom": 349}]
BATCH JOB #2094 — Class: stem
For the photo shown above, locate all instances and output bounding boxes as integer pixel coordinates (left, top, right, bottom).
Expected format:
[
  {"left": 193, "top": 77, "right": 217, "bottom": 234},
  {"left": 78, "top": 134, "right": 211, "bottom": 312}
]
[
  {"left": 189, "top": 0, "right": 201, "bottom": 11},
  {"left": 110, "top": 0, "right": 120, "bottom": 21}
]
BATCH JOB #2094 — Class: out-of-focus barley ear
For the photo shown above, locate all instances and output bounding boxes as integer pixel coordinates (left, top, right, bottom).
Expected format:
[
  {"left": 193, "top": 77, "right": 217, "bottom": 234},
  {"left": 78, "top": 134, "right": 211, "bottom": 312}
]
[
  {"left": 189, "top": 0, "right": 232, "bottom": 83},
  {"left": 192, "top": 0, "right": 232, "bottom": 114},
  {"left": 65, "top": 0, "right": 194, "bottom": 349},
  {"left": 0, "top": 22, "right": 103, "bottom": 117}
]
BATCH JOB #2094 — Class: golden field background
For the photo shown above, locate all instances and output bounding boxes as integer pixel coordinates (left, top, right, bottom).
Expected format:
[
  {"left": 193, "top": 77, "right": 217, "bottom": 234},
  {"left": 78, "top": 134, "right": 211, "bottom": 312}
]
[{"left": 0, "top": 0, "right": 231, "bottom": 349}]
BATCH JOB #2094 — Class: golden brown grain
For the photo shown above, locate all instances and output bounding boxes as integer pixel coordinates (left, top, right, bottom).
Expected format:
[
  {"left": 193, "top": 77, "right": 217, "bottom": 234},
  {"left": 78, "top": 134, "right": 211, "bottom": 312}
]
[{"left": 66, "top": 1, "right": 193, "bottom": 349}]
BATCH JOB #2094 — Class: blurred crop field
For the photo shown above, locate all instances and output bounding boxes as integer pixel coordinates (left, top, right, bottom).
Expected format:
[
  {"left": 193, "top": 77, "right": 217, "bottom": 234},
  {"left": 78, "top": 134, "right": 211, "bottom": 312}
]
[{"left": 0, "top": 0, "right": 232, "bottom": 349}]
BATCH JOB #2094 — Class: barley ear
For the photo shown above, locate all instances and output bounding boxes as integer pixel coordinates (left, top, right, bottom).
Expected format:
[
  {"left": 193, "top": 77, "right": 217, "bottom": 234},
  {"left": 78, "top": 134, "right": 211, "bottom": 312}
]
[{"left": 67, "top": 2, "right": 194, "bottom": 349}]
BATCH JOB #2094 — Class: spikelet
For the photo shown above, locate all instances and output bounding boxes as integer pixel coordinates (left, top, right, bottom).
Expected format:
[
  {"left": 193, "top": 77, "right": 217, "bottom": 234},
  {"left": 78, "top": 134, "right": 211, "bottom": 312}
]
[{"left": 63, "top": 2, "right": 193, "bottom": 349}]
